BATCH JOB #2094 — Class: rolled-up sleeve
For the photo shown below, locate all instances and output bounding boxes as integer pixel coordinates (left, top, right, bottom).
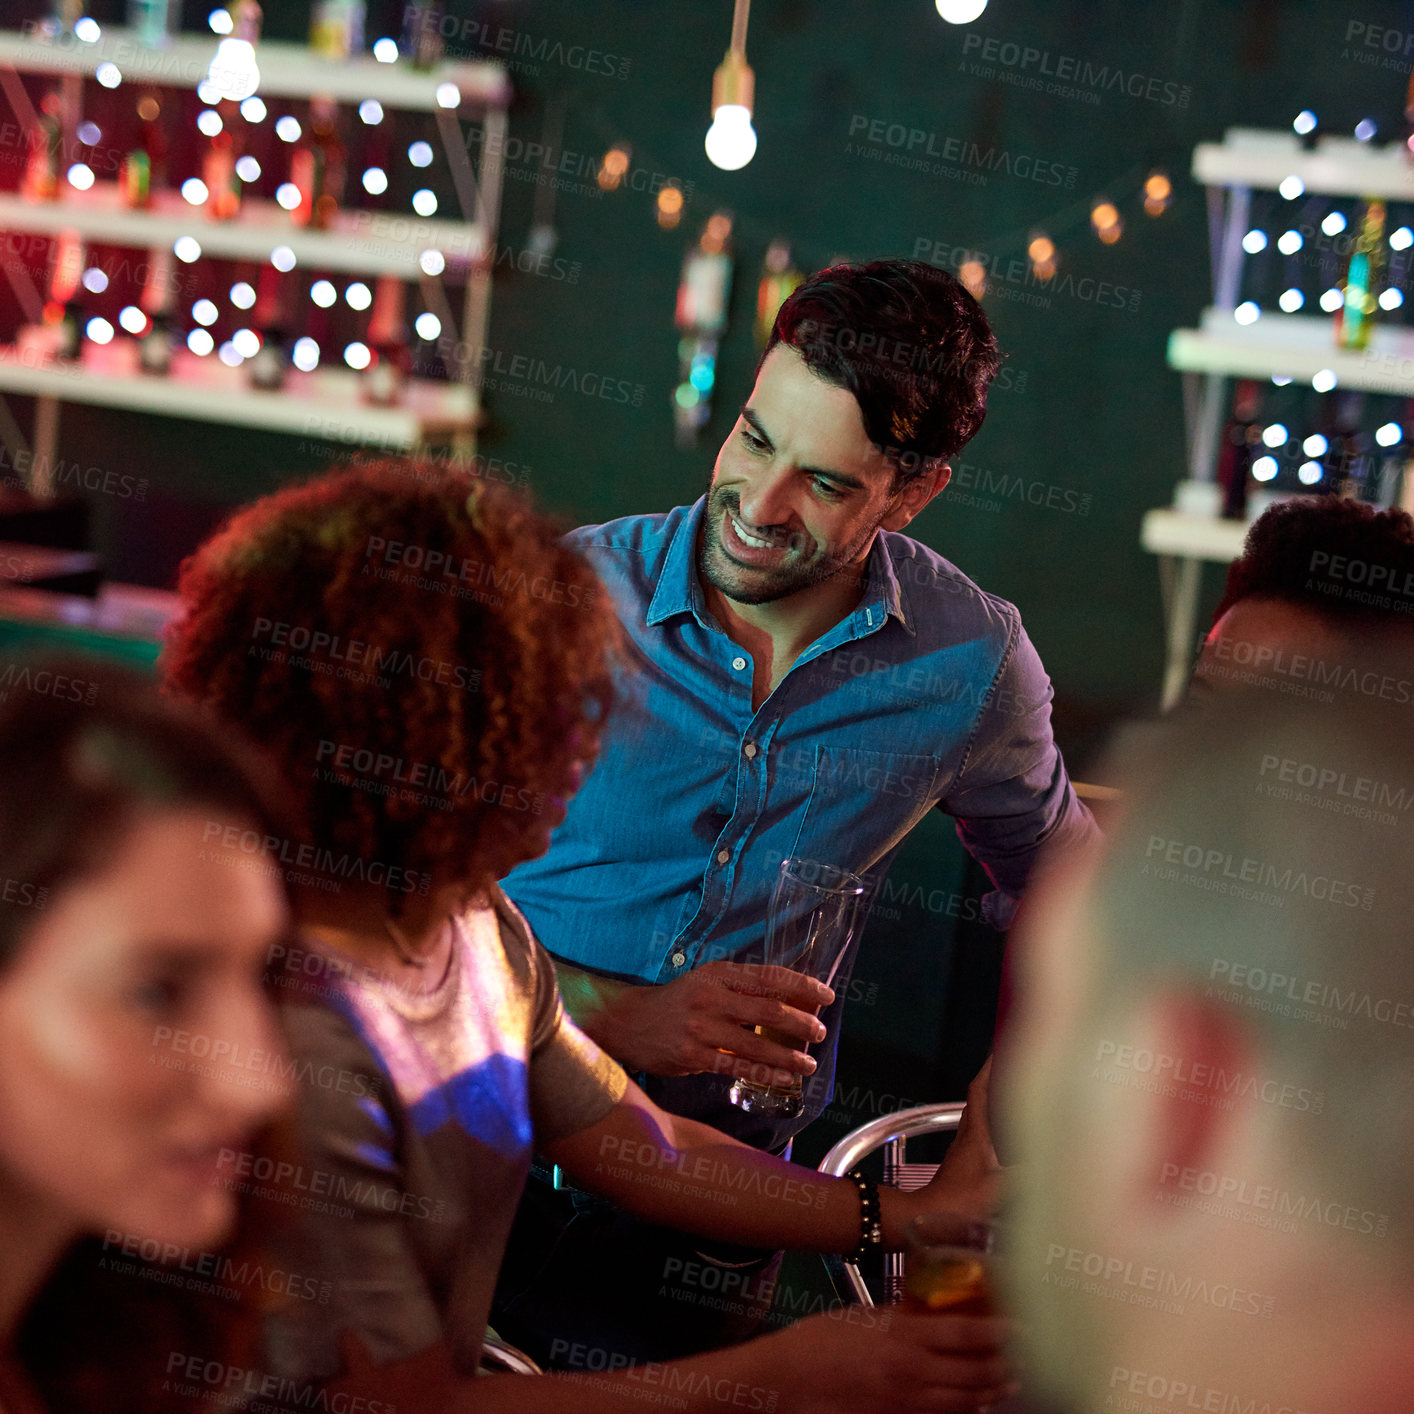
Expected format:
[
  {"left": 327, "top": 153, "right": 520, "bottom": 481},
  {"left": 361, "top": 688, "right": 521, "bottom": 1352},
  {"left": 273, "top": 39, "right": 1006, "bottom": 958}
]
[{"left": 941, "top": 617, "right": 1099, "bottom": 930}]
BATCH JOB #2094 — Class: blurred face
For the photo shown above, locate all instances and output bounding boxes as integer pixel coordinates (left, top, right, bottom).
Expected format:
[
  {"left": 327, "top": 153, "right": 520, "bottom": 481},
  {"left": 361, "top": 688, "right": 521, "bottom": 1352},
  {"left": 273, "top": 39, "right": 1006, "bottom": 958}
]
[
  {"left": 701, "top": 345, "right": 928, "bottom": 606},
  {"left": 0, "top": 809, "right": 290, "bottom": 1253},
  {"left": 1191, "top": 598, "right": 1350, "bottom": 698}
]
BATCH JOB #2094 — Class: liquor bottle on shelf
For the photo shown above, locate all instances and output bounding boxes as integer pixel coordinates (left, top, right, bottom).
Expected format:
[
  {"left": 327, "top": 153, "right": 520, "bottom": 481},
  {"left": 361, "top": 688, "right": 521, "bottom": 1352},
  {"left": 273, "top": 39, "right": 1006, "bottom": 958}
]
[
  {"left": 22, "top": 91, "right": 63, "bottom": 204},
  {"left": 128, "top": 0, "right": 176, "bottom": 47},
  {"left": 246, "top": 263, "right": 292, "bottom": 391},
  {"left": 360, "top": 275, "right": 408, "bottom": 406},
  {"left": 137, "top": 246, "right": 177, "bottom": 375},
  {"left": 1335, "top": 197, "right": 1386, "bottom": 351},
  {"left": 45, "top": 228, "right": 86, "bottom": 360},
  {"left": 1218, "top": 380, "right": 1260, "bottom": 520},
  {"left": 400, "top": 2, "right": 444, "bottom": 70},
  {"left": 755, "top": 240, "right": 803, "bottom": 347},
  {"left": 289, "top": 97, "right": 346, "bottom": 231},
  {"left": 204, "top": 116, "right": 242, "bottom": 223},
  {"left": 310, "top": 0, "right": 365, "bottom": 58}
]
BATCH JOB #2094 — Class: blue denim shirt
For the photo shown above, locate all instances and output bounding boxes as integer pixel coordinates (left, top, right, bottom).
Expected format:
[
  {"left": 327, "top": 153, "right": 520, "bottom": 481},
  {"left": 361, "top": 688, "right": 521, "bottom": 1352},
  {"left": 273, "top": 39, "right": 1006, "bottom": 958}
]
[{"left": 502, "top": 497, "right": 1096, "bottom": 1148}]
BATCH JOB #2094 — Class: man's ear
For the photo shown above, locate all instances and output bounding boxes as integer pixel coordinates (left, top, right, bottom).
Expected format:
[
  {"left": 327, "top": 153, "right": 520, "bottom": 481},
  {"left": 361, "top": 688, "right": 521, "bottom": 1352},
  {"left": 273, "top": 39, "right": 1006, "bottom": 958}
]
[
  {"left": 1120, "top": 991, "right": 1254, "bottom": 1208},
  {"left": 882, "top": 460, "right": 951, "bottom": 531}
]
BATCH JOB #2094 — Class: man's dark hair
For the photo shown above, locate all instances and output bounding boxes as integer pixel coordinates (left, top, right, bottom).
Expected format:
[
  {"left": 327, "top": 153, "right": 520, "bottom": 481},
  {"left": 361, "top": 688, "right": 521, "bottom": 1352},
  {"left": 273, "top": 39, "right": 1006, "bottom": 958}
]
[
  {"left": 762, "top": 259, "right": 1001, "bottom": 483},
  {"left": 1213, "top": 496, "right": 1414, "bottom": 626}
]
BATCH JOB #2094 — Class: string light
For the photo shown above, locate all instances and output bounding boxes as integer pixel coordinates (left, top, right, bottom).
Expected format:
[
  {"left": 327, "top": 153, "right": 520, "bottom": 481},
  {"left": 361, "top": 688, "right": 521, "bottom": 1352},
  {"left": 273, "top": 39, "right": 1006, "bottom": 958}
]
[
  {"left": 705, "top": 0, "right": 757, "bottom": 171},
  {"left": 958, "top": 259, "right": 986, "bottom": 300},
  {"left": 1091, "top": 200, "right": 1122, "bottom": 244},
  {"left": 1143, "top": 171, "right": 1171, "bottom": 217},
  {"left": 657, "top": 184, "right": 684, "bottom": 230},
  {"left": 598, "top": 146, "right": 631, "bottom": 192}
]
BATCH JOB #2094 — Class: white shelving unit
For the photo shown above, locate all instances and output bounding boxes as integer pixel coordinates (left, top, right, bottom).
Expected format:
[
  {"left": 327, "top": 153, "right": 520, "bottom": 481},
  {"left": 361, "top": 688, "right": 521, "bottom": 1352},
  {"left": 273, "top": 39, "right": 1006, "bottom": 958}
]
[
  {"left": 0, "top": 24, "right": 511, "bottom": 490},
  {"left": 1147, "top": 127, "right": 1412, "bottom": 708}
]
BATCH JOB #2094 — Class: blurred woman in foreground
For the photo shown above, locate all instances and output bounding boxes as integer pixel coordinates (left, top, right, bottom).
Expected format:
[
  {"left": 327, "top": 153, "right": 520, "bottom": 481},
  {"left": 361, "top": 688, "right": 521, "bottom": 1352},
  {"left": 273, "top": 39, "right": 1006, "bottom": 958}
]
[
  {"left": 0, "top": 659, "right": 294, "bottom": 1413},
  {"left": 164, "top": 460, "right": 1011, "bottom": 1414}
]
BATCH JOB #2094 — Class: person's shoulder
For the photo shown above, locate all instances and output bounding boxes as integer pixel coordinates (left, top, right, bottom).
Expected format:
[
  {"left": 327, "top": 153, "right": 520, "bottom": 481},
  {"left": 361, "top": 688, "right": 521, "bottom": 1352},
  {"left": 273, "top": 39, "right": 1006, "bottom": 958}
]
[
  {"left": 883, "top": 529, "right": 1021, "bottom": 637},
  {"left": 565, "top": 504, "right": 693, "bottom": 558}
]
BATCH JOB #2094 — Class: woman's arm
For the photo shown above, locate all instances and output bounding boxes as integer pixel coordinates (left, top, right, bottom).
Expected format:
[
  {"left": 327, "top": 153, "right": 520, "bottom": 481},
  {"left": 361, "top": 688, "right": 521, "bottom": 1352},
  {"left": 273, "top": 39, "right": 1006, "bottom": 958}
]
[{"left": 541, "top": 1059, "right": 1000, "bottom": 1252}]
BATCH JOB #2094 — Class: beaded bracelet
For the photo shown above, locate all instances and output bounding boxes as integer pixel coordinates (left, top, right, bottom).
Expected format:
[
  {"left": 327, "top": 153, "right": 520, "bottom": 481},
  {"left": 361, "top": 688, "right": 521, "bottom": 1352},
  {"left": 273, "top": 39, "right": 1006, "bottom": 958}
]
[{"left": 846, "top": 1169, "right": 883, "bottom": 1264}]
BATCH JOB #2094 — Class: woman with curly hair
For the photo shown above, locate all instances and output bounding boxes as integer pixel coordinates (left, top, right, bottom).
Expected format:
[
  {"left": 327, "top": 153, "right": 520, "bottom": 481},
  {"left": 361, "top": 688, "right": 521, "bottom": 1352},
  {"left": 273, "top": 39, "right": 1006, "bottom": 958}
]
[
  {"left": 163, "top": 459, "right": 1013, "bottom": 1414},
  {"left": 0, "top": 656, "right": 295, "bottom": 1414}
]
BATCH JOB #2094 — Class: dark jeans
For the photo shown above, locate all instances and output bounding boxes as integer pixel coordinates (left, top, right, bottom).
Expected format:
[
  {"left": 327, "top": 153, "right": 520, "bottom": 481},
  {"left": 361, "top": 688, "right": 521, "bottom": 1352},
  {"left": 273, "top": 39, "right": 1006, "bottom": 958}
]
[{"left": 492, "top": 1166, "right": 787, "bottom": 1369}]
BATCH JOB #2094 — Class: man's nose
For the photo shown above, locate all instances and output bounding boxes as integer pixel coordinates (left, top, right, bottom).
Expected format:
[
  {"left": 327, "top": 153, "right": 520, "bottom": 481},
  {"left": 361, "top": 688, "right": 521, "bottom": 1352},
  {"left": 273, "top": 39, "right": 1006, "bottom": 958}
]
[{"left": 736, "top": 466, "right": 795, "bottom": 530}]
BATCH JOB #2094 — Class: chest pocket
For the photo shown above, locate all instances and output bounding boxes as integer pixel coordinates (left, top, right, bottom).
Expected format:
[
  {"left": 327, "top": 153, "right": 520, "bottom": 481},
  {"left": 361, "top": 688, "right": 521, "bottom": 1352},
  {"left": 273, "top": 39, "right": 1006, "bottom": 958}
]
[{"left": 789, "top": 745, "right": 941, "bottom": 873}]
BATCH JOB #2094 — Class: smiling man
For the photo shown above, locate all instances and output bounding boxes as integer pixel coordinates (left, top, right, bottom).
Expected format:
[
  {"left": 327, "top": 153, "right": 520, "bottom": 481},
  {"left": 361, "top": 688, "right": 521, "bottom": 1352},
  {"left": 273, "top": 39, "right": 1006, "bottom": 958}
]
[{"left": 495, "top": 258, "right": 1096, "bottom": 1366}]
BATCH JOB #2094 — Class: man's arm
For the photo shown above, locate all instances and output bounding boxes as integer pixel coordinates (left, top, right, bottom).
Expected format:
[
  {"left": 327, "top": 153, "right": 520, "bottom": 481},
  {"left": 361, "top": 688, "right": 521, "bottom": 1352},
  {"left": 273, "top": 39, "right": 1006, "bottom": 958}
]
[{"left": 555, "top": 954, "right": 834, "bottom": 1082}]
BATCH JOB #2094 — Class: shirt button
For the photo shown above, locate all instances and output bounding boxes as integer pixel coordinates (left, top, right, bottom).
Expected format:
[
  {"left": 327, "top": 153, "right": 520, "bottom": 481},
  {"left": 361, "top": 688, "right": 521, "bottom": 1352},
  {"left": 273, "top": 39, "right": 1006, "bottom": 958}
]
[
  {"left": 716, "top": 848, "right": 730, "bottom": 865},
  {"left": 731, "top": 656, "right": 747, "bottom": 671},
  {"left": 671, "top": 951, "right": 687, "bottom": 967},
  {"left": 744, "top": 743, "right": 757, "bottom": 759}
]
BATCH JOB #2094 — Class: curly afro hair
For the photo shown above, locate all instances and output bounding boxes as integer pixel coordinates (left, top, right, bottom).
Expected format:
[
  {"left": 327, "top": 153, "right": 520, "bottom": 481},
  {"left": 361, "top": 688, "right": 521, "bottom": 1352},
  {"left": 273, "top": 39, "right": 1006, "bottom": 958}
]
[
  {"left": 763, "top": 258, "right": 1001, "bottom": 479},
  {"left": 162, "top": 460, "right": 619, "bottom": 905},
  {"left": 1213, "top": 496, "right": 1414, "bottom": 627}
]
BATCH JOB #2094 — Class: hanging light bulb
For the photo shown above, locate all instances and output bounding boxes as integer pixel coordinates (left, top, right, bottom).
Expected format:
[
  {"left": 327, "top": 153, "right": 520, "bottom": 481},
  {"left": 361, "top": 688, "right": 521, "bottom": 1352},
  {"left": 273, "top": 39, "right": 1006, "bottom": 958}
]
[
  {"left": 205, "top": 1, "right": 262, "bottom": 102},
  {"left": 706, "top": 4, "right": 757, "bottom": 172}
]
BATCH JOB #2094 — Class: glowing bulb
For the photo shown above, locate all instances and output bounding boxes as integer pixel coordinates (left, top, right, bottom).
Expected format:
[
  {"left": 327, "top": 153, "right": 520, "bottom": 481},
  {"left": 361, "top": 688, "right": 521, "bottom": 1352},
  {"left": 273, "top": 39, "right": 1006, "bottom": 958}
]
[
  {"left": 276, "top": 116, "right": 301, "bottom": 143},
  {"left": 1311, "top": 368, "right": 1337, "bottom": 393},
  {"left": 344, "top": 341, "right": 372, "bottom": 370},
  {"left": 232, "top": 328, "right": 261, "bottom": 358},
  {"left": 187, "top": 328, "right": 215, "bottom": 356},
  {"left": 235, "top": 155, "right": 260, "bottom": 182},
  {"left": 408, "top": 141, "right": 433, "bottom": 167},
  {"left": 1377, "top": 422, "right": 1403, "bottom": 447},
  {"left": 1252, "top": 456, "right": 1279, "bottom": 482},
  {"left": 345, "top": 282, "right": 372, "bottom": 310},
  {"left": 1261, "top": 423, "right": 1288, "bottom": 448},
  {"left": 419, "top": 249, "right": 446, "bottom": 276},
  {"left": 270, "top": 245, "right": 296, "bottom": 272},
  {"left": 77, "top": 121, "right": 101, "bottom": 144},
  {"left": 1242, "top": 229, "right": 1268, "bottom": 254},
  {"left": 1318, "top": 288, "right": 1343, "bottom": 313},
  {"left": 1391, "top": 226, "right": 1413, "bottom": 251},
  {"left": 74, "top": 16, "right": 100, "bottom": 40},
  {"left": 414, "top": 312, "right": 441, "bottom": 340},
  {"left": 275, "top": 182, "right": 301, "bottom": 210},
  {"left": 435, "top": 82, "right": 461, "bottom": 109},
  {"left": 311, "top": 280, "right": 336, "bottom": 307},
  {"left": 86, "top": 317, "right": 114, "bottom": 345},
  {"left": 292, "top": 336, "right": 320, "bottom": 371},
  {"left": 192, "top": 299, "right": 218, "bottom": 326},
  {"left": 1322, "top": 212, "right": 1347, "bottom": 236},
  {"left": 359, "top": 99, "right": 384, "bottom": 125},
  {"left": 412, "top": 188, "right": 438, "bottom": 216},
  {"left": 218, "top": 340, "right": 244, "bottom": 367},
  {"left": 1279, "top": 174, "right": 1305, "bottom": 200},
  {"left": 1355, "top": 118, "right": 1377, "bottom": 142},
  {"left": 705, "top": 105, "right": 757, "bottom": 171},
  {"left": 197, "top": 81, "right": 222, "bottom": 104},
  {"left": 95, "top": 62, "right": 121, "bottom": 88},
  {"left": 66, "top": 163, "right": 95, "bottom": 190},
  {"left": 1293, "top": 110, "right": 1316, "bottom": 135},
  {"left": 208, "top": 7, "right": 233, "bottom": 34},
  {"left": 181, "top": 177, "right": 209, "bottom": 205},
  {"left": 1278, "top": 288, "right": 1304, "bottom": 312},
  {"left": 230, "top": 281, "right": 256, "bottom": 309},
  {"left": 1277, "top": 230, "right": 1302, "bottom": 254},
  {"left": 206, "top": 39, "right": 260, "bottom": 102},
  {"left": 1234, "top": 301, "right": 1261, "bottom": 325},
  {"left": 197, "top": 109, "right": 224, "bottom": 137},
  {"left": 1298, "top": 461, "right": 1323, "bottom": 485},
  {"left": 81, "top": 267, "right": 108, "bottom": 294},
  {"left": 173, "top": 236, "right": 202, "bottom": 262},
  {"left": 372, "top": 37, "right": 398, "bottom": 63},
  {"left": 119, "top": 305, "right": 146, "bottom": 334},
  {"left": 1271, "top": 375, "right": 1293, "bottom": 387},
  {"left": 935, "top": 0, "right": 988, "bottom": 19},
  {"left": 362, "top": 167, "right": 388, "bottom": 195},
  {"left": 1380, "top": 287, "right": 1404, "bottom": 311},
  {"left": 240, "top": 96, "right": 267, "bottom": 122},
  {"left": 1303, "top": 434, "right": 1328, "bottom": 456}
]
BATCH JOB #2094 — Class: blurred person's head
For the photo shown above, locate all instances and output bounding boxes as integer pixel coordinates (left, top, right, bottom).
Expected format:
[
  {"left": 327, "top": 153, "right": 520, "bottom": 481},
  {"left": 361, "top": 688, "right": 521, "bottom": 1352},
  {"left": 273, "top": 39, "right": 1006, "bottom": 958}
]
[
  {"left": 703, "top": 259, "right": 1000, "bottom": 607},
  {"left": 1194, "top": 497, "right": 1414, "bottom": 698},
  {"left": 1001, "top": 675, "right": 1414, "bottom": 1412},
  {"left": 0, "top": 657, "right": 293, "bottom": 1266},
  {"left": 161, "top": 460, "right": 619, "bottom": 907}
]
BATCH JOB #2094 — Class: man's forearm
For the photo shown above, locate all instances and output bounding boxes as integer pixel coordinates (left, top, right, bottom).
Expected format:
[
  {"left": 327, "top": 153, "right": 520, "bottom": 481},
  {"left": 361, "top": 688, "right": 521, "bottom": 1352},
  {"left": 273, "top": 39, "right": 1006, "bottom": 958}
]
[{"left": 554, "top": 957, "right": 635, "bottom": 1053}]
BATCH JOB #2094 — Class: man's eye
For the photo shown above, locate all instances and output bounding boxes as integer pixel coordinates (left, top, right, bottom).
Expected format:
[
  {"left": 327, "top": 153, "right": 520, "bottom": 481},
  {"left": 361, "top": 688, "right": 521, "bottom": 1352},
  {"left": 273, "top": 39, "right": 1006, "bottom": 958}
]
[
  {"left": 739, "top": 427, "right": 768, "bottom": 453},
  {"left": 812, "top": 477, "right": 844, "bottom": 501},
  {"left": 133, "top": 977, "right": 187, "bottom": 1015}
]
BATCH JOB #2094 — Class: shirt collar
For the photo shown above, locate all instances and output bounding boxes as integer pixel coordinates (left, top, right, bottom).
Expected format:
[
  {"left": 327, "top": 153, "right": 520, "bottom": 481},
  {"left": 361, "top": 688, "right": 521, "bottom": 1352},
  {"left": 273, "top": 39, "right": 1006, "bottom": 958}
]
[{"left": 645, "top": 495, "right": 915, "bottom": 637}]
